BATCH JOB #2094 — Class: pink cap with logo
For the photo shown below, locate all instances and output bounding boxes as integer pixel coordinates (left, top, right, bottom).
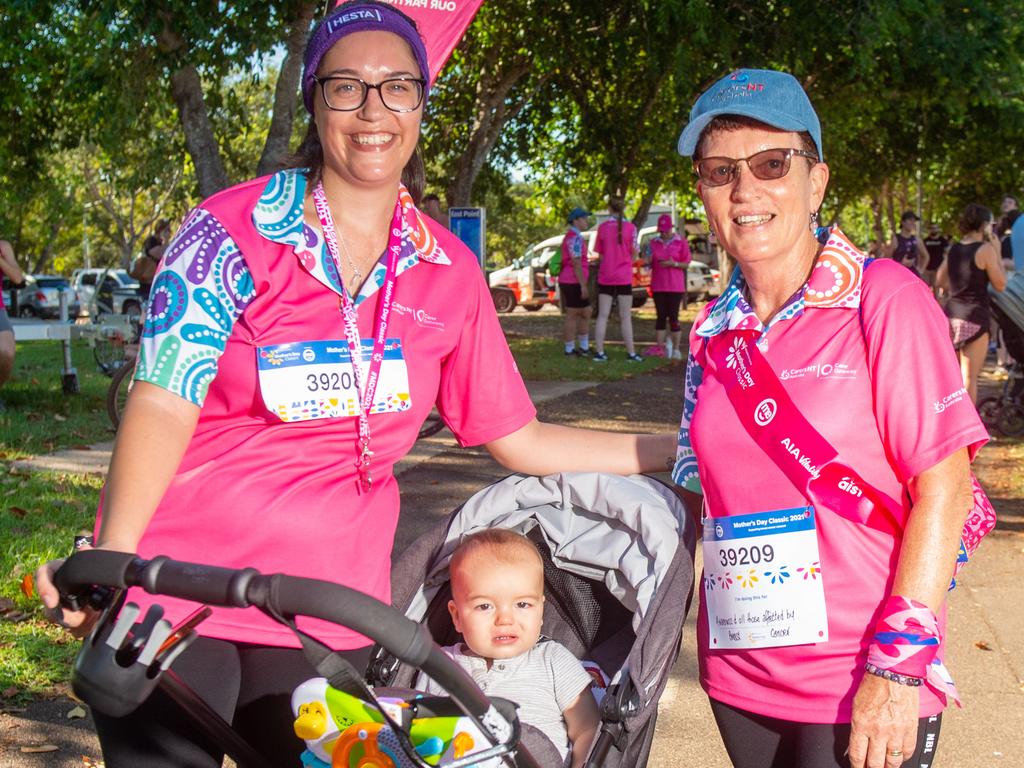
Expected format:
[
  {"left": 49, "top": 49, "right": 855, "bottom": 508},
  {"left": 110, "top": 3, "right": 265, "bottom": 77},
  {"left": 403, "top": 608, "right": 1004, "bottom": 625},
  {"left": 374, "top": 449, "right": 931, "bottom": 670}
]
[{"left": 657, "top": 214, "right": 673, "bottom": 232}]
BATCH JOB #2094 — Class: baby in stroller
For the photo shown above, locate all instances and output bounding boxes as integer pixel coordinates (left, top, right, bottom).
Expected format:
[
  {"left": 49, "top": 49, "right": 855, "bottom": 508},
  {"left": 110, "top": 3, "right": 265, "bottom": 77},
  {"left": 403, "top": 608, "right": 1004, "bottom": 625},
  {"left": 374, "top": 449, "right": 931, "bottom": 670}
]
[{"left": 417, "top": 529, "right": 600, "bottom": 767}]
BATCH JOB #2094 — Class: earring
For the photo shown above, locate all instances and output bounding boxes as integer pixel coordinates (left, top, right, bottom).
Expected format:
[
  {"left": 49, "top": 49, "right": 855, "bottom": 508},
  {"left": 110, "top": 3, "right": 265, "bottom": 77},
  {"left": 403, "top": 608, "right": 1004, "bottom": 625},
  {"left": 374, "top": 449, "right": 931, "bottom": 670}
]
[{"left": 809, "top": 210, "right": 820, "bottom": 229}]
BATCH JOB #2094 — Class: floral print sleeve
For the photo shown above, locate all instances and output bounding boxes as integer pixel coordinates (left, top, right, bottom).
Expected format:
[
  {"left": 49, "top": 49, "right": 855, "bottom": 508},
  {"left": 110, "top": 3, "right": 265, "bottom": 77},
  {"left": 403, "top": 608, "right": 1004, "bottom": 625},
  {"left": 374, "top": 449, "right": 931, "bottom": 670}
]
[
  {"left": 134, "top": 207, "right": 255, "bottom": 406},
  {"left": 671, "top": 352, "right": 703, "bottom": 494}
]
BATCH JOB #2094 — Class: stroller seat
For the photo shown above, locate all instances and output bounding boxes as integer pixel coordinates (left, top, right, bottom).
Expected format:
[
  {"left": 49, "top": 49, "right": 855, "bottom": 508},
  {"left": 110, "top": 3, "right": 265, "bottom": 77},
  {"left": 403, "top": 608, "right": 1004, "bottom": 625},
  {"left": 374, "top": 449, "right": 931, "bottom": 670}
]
[{"left": 371, "top": 472, "right": 698, "bottom": 768}]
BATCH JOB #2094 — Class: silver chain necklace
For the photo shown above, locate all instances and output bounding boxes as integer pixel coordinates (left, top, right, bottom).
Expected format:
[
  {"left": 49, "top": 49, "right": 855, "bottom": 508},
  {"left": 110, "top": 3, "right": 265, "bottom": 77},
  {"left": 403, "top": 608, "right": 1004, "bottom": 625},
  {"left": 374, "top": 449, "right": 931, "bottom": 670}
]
[{"left": 337, "top": 233, "right": 363, "bottom": 293}]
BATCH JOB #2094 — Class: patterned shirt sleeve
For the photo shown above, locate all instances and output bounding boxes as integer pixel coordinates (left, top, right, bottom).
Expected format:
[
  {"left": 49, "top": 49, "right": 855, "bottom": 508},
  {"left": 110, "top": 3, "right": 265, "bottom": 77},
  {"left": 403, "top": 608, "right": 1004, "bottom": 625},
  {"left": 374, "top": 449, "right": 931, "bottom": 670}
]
[
  {"left": 671, "top": 352, "right": 704, "bottom": 494},
  {"left": 570, "top": 232, "right": 583, "bottom": 261},
  {"left": 134, "top": 207, "right": 254, "bottom": 406}
]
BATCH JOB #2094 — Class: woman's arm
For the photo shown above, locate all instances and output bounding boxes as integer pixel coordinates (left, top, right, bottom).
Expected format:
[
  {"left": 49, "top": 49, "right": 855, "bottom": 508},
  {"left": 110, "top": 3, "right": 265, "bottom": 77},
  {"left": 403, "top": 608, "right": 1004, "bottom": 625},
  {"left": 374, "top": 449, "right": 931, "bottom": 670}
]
[
  {"left": 0, "top": 240, "right": 24, "bottom": 285},
  {"left": 847, "top": 448, "right": 974, "bottom": 768},
  {"left": 979, "top": 242, "right": 1007, "bottom": 292},
  {"left": 97, "top": 382, "right": 201, "bottom": 550},
  {"left": 35, "top": 382, "right": 200, "bottom": 635},
  {"left": 485, "top": 418, "right": 676, "bottom": 476},
  {"left": 934, "top": 259, "right": 949, "bottom": 293}
]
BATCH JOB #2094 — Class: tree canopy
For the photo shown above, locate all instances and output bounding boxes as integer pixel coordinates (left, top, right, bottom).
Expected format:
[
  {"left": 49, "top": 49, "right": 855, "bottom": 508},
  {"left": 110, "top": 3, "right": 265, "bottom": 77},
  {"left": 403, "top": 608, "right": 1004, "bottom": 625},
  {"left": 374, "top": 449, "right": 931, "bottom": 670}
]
[{"left": 3, "top": 0, "right": 1024, "bottom": 270}]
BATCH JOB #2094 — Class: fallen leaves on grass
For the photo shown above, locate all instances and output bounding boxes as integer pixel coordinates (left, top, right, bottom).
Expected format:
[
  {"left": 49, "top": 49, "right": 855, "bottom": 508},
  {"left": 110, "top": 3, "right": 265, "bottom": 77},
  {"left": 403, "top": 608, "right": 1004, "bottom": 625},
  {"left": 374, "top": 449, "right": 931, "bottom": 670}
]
[
  {"left": 54, "top": 414, "right": 67, "bottom": 422},
  {"left": 8, "top": 506, "right": 26, "bottom": 518},
  {"left": 20, "top": 573, "right": 33, "bottom": 598},
  {"left": 67, "top": 705, "right": 87, "bottom": 719}
]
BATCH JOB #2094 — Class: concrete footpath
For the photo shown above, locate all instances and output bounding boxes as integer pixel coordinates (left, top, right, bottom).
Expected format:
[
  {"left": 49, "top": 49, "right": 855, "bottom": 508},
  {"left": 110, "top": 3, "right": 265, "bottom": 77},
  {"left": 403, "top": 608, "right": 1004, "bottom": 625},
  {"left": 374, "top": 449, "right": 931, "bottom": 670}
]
[{"left": 3, "top": 369, "right": 1022, "bottom": 767}]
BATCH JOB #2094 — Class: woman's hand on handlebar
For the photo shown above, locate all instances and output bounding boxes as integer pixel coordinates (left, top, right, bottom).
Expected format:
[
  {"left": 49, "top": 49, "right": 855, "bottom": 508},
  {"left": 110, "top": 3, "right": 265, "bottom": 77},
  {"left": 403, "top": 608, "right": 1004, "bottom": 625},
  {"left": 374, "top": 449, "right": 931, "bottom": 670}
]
[{"left": 35, "top": 542, "right": 124, "bottom": 639}]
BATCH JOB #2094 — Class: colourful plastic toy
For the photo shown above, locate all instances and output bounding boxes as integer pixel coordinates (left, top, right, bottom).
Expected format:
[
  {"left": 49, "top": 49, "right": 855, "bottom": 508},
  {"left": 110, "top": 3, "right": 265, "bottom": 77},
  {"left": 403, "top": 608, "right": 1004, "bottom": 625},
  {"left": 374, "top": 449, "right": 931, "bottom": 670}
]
[{"left": 291, "top": 677, "right": 497, "bottom": 768}]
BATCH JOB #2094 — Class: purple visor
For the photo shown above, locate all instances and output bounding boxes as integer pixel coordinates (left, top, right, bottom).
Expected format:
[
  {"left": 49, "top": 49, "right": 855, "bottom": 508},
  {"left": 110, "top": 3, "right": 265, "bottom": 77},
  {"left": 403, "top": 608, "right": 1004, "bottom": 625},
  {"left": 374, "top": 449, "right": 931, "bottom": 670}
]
[{"left": 301, "top": 4, "right": 430, "bottom": 115}]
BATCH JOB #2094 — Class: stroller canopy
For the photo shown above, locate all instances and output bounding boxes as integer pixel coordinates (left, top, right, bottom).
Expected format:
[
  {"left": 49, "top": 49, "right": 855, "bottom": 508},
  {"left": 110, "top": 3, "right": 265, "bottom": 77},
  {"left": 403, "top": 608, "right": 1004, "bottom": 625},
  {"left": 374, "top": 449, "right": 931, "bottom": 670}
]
[{"left": 404, "top": 472, "right": 690, "bottom": 632}]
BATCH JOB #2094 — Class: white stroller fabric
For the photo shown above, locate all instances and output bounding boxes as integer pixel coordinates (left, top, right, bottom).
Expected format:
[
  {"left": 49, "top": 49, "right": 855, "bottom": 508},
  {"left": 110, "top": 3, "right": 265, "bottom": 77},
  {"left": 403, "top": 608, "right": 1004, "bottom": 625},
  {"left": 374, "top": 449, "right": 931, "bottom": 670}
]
[{"left": 404, "top": 472, "right": 687, "bottom": 632}]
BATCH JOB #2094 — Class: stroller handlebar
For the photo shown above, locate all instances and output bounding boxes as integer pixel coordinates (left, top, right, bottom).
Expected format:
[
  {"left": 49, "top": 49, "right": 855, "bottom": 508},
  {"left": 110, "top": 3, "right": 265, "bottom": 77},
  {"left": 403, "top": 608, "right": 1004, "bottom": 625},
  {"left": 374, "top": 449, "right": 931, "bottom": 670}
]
[{"left": 54, "top": 550, "right": 540, "bottom": 768}]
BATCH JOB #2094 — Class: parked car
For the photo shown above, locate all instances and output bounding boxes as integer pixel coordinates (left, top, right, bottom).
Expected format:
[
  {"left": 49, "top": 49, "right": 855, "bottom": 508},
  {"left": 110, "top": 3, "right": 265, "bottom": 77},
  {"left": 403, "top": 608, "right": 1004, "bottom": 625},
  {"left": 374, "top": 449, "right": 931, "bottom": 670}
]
[
  {"left": 637, "top": 227, "right": 719, "bottom": 302},
  {"left": 489, "top": 228, "right": 651, "bottom": 313},
  {"left": 72, "top": 268, "right": 143, "bottom": 319},
  {"left": 10, "top": 275, "right": 81, "bottom": 319}
]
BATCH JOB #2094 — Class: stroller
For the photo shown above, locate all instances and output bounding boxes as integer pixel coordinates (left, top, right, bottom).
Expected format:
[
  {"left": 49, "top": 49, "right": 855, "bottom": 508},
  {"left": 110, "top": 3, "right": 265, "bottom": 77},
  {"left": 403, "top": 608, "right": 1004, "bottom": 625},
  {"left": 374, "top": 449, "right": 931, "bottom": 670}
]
[
  {"left": 53, "top": 472, "right": 694, "bottom": 768},
  {"left": 368, "top": 472, "right": 698, "bottom": 768},
  {"left": 986, "top": 272, "right": 1024, "bottom": 436}
]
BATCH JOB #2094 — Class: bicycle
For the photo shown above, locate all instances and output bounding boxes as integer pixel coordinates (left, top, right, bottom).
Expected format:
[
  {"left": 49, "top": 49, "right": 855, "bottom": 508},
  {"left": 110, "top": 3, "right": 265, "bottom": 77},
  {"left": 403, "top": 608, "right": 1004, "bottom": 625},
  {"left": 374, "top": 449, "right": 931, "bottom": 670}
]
[{"left": 977, "top": 361, "right": 1024, "bottom": 437}]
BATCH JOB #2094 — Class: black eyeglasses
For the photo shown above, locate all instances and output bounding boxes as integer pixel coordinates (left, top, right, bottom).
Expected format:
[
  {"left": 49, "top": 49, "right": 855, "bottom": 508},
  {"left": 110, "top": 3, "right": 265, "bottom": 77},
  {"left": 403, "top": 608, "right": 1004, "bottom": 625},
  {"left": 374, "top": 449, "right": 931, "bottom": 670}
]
[
  {"left": 694, "top": 148, "right": 819, "bottom": 187},
  {"left": 314, "top": 76, "right": 426, "bottom": 113}
]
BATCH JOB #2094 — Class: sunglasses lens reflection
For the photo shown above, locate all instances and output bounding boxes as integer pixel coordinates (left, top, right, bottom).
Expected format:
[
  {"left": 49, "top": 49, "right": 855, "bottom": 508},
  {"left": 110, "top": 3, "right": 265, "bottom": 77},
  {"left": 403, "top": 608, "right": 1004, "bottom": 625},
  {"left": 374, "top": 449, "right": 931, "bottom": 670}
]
[{"left": 696, "top": 149, "right": 795, "bottom": 187}]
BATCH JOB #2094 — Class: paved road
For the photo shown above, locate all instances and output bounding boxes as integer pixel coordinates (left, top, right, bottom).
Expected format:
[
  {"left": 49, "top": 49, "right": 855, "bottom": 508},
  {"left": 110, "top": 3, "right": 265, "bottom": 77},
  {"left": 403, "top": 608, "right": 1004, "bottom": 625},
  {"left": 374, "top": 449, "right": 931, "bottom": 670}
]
[{"left": 3, "top": 365, "right": 1022, "bottom": 767}]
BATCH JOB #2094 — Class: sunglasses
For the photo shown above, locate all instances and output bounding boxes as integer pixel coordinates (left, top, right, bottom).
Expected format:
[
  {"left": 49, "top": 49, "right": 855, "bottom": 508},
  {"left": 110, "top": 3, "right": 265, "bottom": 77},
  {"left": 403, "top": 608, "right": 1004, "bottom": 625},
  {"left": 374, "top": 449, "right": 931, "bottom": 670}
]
[{"left": 694, "top": 148, "right": 819, "bottom": 187}]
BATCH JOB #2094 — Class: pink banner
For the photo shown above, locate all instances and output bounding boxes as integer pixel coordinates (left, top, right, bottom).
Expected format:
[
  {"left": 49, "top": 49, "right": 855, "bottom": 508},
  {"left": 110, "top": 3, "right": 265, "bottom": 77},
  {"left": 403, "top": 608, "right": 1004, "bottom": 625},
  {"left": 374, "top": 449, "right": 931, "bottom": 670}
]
[{"left": 339, "top": 0, "right": 485, "bottom": 85}]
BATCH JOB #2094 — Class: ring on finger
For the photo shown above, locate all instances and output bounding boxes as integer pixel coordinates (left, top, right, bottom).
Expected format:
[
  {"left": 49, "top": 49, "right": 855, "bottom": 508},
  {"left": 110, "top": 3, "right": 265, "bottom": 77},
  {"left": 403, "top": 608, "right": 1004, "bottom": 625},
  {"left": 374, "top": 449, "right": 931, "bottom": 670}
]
[{"left": 888, "top": 748, "right": 904, "bottom": 758}]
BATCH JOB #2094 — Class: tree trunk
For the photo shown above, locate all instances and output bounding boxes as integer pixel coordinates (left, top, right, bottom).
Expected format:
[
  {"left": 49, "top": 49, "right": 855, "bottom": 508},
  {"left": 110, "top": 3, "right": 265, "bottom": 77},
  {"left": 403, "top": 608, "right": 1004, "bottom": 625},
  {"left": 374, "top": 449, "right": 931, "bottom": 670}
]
[
  {"left": 445, "top": 59, "right": 538, "bottom": 207},
  {"left": 256, "top": 1, "right": 316, "bottom": 177},
  {"left": 170, "top": 64, "right": 229, "bottom": 197}
]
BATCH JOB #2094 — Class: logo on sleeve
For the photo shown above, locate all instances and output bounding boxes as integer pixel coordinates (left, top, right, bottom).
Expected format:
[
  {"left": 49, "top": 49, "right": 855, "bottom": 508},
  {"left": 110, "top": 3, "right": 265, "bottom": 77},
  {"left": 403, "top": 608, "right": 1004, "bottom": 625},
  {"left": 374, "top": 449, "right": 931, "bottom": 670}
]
[{"left": 934, "top": 387, "right": 968, "bottom": 413}]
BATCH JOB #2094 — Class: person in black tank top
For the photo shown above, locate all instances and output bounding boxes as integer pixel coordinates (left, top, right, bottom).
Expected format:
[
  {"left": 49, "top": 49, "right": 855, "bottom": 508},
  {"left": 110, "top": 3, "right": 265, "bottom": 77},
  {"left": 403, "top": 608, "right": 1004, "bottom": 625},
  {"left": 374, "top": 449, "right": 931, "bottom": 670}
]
[
  {"left": 883, "top": 210, "right": 928, "bottom": 277},
  {"left": 936, "top": 203, "right": 1008, "bottom": 403}
]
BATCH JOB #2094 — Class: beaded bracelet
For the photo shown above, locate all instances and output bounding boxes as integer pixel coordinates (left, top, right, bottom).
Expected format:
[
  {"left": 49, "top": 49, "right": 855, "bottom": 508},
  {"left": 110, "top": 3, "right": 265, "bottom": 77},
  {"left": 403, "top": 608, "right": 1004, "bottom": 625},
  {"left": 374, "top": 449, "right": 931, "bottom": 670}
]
[{"left": 865, "top": 662, "right": 924, "bottom": 687}]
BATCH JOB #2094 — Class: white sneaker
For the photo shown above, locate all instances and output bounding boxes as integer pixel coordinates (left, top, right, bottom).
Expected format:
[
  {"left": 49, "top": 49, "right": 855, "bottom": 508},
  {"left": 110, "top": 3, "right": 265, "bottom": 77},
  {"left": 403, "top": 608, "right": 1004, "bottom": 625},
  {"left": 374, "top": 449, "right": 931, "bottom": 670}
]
[{"left": 672, "top": 349, "right": 683, "bottom": 360}]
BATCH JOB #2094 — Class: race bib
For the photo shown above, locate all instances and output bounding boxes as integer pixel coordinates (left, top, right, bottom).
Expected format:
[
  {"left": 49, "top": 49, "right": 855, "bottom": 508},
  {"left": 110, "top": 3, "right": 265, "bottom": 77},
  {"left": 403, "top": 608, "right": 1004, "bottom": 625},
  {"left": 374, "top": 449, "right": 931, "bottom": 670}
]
[
  {"left": 703, "top": 506, "right": 828, "bottom": 650},
  {"left": 256, "top": 338, "right": 411, "bottom": 422}
]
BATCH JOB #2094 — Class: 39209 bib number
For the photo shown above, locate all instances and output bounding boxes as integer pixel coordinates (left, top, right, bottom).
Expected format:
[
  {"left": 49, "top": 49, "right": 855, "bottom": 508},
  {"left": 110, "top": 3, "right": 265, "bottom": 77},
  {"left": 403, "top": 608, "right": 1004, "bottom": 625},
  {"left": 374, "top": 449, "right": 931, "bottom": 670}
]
[{"left": 718, "top": 544, "right": 774, "bottom": 567}]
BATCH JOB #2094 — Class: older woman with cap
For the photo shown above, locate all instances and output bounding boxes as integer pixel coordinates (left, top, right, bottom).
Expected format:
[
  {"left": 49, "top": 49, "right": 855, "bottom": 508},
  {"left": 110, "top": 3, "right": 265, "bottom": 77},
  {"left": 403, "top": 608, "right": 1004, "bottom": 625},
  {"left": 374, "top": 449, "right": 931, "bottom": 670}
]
[
  {"left": 671, "top": 69, "right": 987, "bottom": 768},
  {"left": 34, "top": 3, "right": 675, "bottom": 765},
  {"left": 644, "top": 213, "right": 691, "bottom": 359}
]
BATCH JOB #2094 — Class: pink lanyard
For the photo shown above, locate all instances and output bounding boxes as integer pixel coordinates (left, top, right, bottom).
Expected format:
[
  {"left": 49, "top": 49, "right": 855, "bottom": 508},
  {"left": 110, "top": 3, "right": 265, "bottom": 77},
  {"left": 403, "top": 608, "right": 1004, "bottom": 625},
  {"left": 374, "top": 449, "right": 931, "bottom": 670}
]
[
  {"left": 312, "top": 181, "right": 402, "bottom": 493},
  {"left": 706, "top": 328, "right": 902, "bottom": 535}
]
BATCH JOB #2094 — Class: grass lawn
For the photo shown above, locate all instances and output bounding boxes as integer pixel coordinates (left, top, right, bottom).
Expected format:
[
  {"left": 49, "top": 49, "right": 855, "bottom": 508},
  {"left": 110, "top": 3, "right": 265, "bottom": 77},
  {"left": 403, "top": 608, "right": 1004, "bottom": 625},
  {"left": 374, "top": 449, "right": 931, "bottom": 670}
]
[
  {"left": 499, "top": 302, "right": 702, "bottom": 381},
  {"left": 1, "top": 340, "right": 113, "bottom": 698}
]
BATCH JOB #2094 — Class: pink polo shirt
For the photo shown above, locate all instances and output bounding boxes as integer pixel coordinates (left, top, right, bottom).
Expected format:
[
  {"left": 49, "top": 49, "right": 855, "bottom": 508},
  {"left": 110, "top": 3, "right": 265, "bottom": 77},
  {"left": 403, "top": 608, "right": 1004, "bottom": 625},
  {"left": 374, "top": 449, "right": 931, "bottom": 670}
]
[
  {"left": 558, "top": 227, "right": 589, "bottom": 285},
  {"left": 594, "top": 218, "right": 636, "bottom": 285},
  {"left": 649, "top": 235, "right": 691, "bottom": 293},
  {"left": 682, "top": 232, "right": 987, "bottom": 722},
  {"left": 110, "top": 170, "right": 535, "bottom": 650}
]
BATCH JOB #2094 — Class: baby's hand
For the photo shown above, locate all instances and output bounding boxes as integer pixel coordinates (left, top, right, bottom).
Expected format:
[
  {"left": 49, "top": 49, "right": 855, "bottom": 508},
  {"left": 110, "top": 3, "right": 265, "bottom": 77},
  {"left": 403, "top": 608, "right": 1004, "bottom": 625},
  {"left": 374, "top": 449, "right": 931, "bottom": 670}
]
[{"left": 564, "top": 688, "right": 600, "bottom": 768}]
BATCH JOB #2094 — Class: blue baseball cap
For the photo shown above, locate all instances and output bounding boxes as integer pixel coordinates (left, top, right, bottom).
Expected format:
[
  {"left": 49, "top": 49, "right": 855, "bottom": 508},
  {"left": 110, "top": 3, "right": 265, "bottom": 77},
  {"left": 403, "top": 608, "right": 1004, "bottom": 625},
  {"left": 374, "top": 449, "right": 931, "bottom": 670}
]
[
  {"left": 567, "top": 207, "right": 591, "bottom": 223},
  {"left": 677, "top": 69, "right": 822, "bottom": 160}
]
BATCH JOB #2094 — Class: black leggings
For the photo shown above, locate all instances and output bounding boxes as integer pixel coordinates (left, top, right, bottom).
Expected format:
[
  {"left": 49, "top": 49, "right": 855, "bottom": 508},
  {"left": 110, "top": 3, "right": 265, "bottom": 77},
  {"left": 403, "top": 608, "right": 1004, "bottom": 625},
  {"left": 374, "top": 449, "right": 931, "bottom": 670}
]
[
  {"left": 710, "top": 698, "right": 942, "bottom": 768},
  {"left": 93, "top": 635, "right": 371, "bottom": 768},
  {"left": 653, "top": 290, "right": 685, "bottom": 331}
]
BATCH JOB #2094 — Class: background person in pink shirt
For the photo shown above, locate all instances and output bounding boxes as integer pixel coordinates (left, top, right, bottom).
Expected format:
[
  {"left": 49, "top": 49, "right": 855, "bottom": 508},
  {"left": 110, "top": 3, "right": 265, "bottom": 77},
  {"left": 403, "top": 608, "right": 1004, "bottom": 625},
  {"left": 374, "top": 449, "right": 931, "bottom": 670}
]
[
  {"left": 673, "top": 68, "right": 987, "bottom": 768},
  {"left": 591, "top": 196, "right": 641, "bottom": 362},
  {"left": 34, "top": 5, "right": 677, "bottom": 766},
  {"left": 559, "top": 206, "right": 592, "bottom": 356},
  {"left": 0, "top": 239, "right": 23, "bottom": 411},
  {"left": 644, "top": 213, "right": 691, "bottom": 359}
]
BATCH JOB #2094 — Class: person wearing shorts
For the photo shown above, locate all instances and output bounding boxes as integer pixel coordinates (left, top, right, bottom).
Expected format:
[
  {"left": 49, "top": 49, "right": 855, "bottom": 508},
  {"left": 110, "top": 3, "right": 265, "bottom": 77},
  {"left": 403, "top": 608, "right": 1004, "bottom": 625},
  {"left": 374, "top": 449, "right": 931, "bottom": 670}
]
[
  {"left": 646, "top": 214, "right": 690, "bottom": 360},
  {"left": 559, "top": 207, "right": 592, "bottom": 356},
  {"left": 0, "top": 239, "right": 24, "bottom": 411},
  {"left": 592, "top": 197, "right": 640, "bottom": 362}
]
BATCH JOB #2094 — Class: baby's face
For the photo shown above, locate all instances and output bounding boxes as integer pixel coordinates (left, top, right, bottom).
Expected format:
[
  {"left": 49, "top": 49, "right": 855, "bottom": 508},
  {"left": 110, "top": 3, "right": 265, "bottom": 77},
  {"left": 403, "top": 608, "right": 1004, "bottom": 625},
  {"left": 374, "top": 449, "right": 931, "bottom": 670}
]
[{"left": 448, "top": 555, "right": 544, "bottom": 661}]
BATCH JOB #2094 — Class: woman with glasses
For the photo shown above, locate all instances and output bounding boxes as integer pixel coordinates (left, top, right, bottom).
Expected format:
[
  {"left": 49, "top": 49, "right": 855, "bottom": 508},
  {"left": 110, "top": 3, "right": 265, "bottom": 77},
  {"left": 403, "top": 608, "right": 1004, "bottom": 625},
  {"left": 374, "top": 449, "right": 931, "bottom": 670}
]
[
  {"left": 672, "top": 69, "right": 987, "bottom": 768},
  {"left": 936, "top": 203, "right": 1007, "bottom": 404},
  {"left": 34, "top": 3, "right": 675, "bottom": 765}
]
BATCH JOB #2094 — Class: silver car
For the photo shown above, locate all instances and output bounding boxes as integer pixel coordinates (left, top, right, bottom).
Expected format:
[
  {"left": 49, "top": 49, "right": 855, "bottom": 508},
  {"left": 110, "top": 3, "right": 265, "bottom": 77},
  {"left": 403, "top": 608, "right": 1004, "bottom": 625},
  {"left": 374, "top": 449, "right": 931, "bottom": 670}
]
[{"left": 13, "top": 275, "right": 81, "bottom": 319}]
